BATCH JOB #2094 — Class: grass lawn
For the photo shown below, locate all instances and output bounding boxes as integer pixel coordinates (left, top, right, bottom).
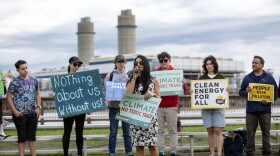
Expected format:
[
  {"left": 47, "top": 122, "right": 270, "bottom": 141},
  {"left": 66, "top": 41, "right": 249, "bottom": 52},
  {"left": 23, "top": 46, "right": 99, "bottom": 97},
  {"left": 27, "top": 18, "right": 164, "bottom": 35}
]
[{"left": 1, "top": 124, "right": 279, "bottom": 155}]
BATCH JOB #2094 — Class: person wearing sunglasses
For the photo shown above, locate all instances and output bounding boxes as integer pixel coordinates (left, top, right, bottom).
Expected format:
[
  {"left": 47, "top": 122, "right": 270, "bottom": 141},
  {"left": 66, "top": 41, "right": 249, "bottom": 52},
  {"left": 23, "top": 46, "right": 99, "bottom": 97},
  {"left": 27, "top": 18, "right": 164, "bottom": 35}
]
[
  {"left": 103, "top": 54, "right": 133, "bottom": 156},
  {"left": 62, "top": 56, "right": 85, "bottom": 156},
  {"left": 156, "top": 52, "right": 186, "bottom": 156},
  {"left": 126, "top": 55, "right": 160, "bottom": 156}
]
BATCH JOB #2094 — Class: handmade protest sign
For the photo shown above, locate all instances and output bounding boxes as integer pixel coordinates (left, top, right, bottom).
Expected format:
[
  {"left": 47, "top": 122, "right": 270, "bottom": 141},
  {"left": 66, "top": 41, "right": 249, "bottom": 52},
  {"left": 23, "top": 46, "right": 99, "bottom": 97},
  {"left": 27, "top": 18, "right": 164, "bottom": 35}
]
[
  {"left": 105, "top": 81, "right": 126, "bottom": 101},
  {"left": 116, "top": 93, "right": 161, "bottom": 128},
  {"left": 50, "top": 69, "right": 106, "bottom": 118},
  {"left": 0, "top": 71, "right": 4, "bottom": 98},
  {"left": 190, "top": 79, "right": 229, "bottom": 109},
  {"left": 151, "top": 70, "right": 183, "bottom": 96},
  {"left": 248, "top": 83, "right": 274, "bottom": 102}
]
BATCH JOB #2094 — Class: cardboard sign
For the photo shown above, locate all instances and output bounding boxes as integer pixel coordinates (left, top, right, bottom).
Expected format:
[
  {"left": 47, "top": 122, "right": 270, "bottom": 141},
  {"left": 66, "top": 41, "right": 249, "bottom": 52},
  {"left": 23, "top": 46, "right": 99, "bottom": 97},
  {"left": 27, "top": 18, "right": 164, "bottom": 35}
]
[
  {"left": 50, "top": 69, "right": 106, "bottom": 118},
  {"left": 248, "top": 83, "right": 274, "bottom": 102},
  {"left": 0, "top": 71, "right": 4, "bottom": 98},
  {"left": 190, "top": 79, "right": 229, "bottom": 109},
  {"left": 105, "top": 81, "right": 126, "bottom": 101},
  {"left": 151, "top": 70, "right": 184, "bottom": 96},
  {"left": 116, "top": 93, "right": 161, "bottom": 128}
]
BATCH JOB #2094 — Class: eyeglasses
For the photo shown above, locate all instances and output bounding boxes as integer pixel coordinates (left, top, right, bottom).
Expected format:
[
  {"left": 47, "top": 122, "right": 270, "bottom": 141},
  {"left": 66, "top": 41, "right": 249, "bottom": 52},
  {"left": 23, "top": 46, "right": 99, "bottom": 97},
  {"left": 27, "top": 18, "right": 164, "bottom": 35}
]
[
  {"left": 134, "top": 61, "right": 145, "bottom": 66},
  {"left": 159, "top": 59, "right": 169, "bottom": 63},
  {"left": 73, "top": 63, "right": 82, "bottom": 67}
]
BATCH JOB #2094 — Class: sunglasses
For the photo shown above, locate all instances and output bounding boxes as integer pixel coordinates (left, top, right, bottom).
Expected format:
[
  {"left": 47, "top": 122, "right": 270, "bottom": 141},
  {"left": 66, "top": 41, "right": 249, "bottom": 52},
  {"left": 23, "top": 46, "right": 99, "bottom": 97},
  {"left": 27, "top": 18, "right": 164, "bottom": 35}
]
[
  {"left": 134, "top": 61, "right": 145, "bottom": 66},
  {"left": 73, "top": 63, "right": 82, "bottom": 67},
  {"left": 159, "top": 59, "right": 169, "bottom": 63}
]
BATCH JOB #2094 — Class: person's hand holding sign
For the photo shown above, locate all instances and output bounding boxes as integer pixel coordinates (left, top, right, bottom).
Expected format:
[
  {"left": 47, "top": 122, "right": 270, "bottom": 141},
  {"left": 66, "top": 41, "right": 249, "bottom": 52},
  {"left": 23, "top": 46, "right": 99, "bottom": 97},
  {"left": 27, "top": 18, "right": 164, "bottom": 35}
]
[
  {"left": 246, "top": 86, "right": 252, "bottom": 93},
  {"left": 261, "top": 100, "right": 268, "bottom": 105}
]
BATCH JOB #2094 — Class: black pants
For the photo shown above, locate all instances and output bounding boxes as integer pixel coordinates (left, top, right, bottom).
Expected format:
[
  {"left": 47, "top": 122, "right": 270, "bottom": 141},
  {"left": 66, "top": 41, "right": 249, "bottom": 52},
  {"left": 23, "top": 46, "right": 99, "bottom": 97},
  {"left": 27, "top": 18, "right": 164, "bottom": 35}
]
[{"left": 62, "top": 114, "right": 86, "bottom": 155}]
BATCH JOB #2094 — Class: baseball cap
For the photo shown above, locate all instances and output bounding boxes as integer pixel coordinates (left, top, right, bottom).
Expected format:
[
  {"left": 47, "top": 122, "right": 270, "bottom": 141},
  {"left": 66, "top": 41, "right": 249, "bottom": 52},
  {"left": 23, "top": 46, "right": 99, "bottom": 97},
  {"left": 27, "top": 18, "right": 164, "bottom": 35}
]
[
  {"left": 69, "top": 56, "right": 83, "bottom": 64},
  {"left": 114, "top": 55, "right": 126, "bottom": 63}
]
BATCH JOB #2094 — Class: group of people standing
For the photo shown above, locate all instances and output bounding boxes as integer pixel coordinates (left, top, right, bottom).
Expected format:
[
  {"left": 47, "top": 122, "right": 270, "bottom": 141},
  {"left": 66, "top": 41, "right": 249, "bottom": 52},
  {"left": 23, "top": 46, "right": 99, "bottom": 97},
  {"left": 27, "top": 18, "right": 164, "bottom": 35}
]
[{"left": 1, "top": 52, "right": 279, "bottom": 156}]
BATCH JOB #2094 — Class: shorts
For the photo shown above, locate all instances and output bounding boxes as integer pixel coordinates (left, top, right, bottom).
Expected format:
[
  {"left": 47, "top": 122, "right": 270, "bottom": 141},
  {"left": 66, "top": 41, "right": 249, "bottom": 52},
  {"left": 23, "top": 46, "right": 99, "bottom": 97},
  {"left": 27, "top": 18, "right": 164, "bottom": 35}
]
[
  {"left": 201, "top": 109, "right": 225, "bottom": 128},
  {"left": 12, "top": 113, "right": 38, "bottom": 143}
]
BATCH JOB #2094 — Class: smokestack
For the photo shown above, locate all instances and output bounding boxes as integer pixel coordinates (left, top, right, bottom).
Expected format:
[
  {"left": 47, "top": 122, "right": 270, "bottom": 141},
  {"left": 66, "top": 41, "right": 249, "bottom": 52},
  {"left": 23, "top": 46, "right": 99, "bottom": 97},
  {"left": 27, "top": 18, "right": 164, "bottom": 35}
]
[
  {"left": 77, "top": 17, "right": 95, "bottom": 65},
  {"left": 117, "top": 9, "right": 137, "bottom": 55}
]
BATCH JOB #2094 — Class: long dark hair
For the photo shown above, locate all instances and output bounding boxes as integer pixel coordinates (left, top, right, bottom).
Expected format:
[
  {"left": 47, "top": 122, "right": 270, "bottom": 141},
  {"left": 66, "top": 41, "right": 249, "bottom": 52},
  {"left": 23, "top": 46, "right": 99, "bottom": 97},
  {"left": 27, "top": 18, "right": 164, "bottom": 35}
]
[
  {"left": 128, "top": 55, "right": 152, "bottom": 95},
  {"left": 67, "top": 65, "right": 70, "bottom": 73},
  {"left": 202, "top": 55, "right": 219, "bottom": 74}
]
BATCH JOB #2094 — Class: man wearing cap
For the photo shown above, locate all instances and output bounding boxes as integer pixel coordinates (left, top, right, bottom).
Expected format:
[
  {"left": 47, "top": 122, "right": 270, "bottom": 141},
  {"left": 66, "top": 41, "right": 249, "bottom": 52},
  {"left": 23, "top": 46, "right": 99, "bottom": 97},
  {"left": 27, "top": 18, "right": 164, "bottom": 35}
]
[{"left": 104, "top": 54, "right": 133, "bottom": 156}]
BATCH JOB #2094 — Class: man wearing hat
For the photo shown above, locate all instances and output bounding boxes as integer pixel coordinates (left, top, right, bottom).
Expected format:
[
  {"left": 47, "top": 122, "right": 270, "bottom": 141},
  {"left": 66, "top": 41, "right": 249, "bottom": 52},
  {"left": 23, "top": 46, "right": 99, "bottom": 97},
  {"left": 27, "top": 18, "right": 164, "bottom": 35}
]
[{"left": 104, "top": 54, "right": 133, "bottom": 156}]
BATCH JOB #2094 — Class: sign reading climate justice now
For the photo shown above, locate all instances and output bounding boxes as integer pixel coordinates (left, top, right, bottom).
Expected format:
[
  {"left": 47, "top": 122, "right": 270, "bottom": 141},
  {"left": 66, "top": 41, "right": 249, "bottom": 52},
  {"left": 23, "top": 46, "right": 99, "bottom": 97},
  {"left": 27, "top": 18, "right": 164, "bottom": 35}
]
[
  {"left": 116, "top": 93, "right": 161, "bottom": 128},
  {"left": 50, "top": 69, "right": 106, "bottom": 118},
  {"left": 105, "top": 81, "right": 126, "bottom": 101},
  {"left": 151, "top": 70, "right": 184, "bottom": 96},
  {"left": 0, "top": 71, "right": 4, "bottom": 98},
  {"left": 190, "top": 79, "right": 229, "bottom": 109},
  {"left": 248, "top": 83, "right": 274, "bottom": 102}
]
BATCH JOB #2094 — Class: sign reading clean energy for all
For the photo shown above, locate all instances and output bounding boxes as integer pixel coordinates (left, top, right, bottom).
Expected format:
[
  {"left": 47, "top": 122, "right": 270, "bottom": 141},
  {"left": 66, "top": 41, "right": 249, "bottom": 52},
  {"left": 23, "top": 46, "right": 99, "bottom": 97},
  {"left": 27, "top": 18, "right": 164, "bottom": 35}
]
[
  {"left": 190, "top": 79, "right": 229, "bottom": 109},
  {"left": 151, "top": 70, "right": 183, "bottom": 96},
  {"left": 116, "top": 93, "right": 161, "bottom": 128},
  {"left": 105, "top": 81, "right": 126, "bottom": 101},
  {"left": 248, "top": 83, "right": 274, "bottom": 102},
  {"left": 50, "top": 69, "right": 106, "bottom": 118}
]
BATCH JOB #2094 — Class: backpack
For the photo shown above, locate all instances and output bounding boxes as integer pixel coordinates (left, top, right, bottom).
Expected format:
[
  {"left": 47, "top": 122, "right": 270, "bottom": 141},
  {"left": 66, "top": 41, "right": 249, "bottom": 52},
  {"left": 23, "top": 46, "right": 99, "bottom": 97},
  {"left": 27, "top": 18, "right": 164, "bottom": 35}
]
[
  {"left": 223, "top": 133, "right": 244, "bottom": 156},
  {"left": 223, "top": 130, "right": 246, "bottom": 156},
  {"left": 109, "top": 72, "right": 114, "bottom": 81}
]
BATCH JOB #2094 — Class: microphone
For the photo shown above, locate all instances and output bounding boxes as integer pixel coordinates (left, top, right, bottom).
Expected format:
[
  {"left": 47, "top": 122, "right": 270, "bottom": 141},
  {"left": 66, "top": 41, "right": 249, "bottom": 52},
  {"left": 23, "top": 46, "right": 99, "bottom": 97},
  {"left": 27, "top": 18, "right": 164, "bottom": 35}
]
[{"left": 133, "top": 69, "right": 140, "bottom": 73}]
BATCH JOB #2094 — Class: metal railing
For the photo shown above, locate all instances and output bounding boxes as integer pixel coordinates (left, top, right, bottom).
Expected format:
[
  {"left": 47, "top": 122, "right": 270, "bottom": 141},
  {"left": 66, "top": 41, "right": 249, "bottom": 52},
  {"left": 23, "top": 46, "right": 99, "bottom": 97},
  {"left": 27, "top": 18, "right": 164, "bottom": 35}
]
[{"left": 2, "top": 95, "right": 279, "bottom": 125}]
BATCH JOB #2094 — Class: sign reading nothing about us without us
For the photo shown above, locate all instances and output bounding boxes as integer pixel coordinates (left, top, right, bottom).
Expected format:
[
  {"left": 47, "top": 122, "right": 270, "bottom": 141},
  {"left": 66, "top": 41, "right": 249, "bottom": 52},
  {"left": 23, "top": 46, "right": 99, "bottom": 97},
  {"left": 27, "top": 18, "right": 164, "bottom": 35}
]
[
  {"left": 190, "top": 79, "right": 229, "bottom": 109},
  {"left": 50, "top": 69, "right": 106, "bottom": 118}
]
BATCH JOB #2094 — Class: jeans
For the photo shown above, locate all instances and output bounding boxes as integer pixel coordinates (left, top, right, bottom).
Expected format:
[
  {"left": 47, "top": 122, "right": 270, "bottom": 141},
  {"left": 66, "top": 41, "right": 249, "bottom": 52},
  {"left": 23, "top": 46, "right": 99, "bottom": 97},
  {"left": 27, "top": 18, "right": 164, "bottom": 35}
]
[
  {"left": 246, "top": 113, "right": 271, "bottom": 154},
  {"left": 109, "top": 108, "right": 132, "bottom": 156}
]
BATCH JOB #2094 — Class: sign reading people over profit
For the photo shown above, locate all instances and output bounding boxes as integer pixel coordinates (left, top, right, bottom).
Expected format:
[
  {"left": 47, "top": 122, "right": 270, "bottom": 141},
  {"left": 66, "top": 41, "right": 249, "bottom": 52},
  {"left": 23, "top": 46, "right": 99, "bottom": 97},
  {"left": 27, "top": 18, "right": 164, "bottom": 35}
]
[
  {"left": 116, "top": 93, "right": 161, "bottom": 128},
  {"left": 151, "top": 70, "right": 183, "bottom": 96},
  {"left": 105, "top": 81, "right": 126, "bottom": 101},
  {"left": 248, "top": 83, "right": 274, "bottom": 102},
  {"left": 0, "top": 71, "right": 4, "bottom": 98},
  {"left": 190, "top": 79, "right": 229, "bottom": 109},
  {"left": 50, "top": 69, "right": 106, "bottom": 118}
]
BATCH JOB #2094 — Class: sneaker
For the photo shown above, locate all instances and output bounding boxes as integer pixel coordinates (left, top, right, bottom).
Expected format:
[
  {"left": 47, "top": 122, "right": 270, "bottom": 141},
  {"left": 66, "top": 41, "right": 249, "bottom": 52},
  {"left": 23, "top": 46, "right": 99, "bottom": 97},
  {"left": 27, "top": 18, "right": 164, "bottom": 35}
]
[
  {"left": 3, "top": 119, "right": 9, "bottom": 127},
  {"left": 171, "top": 153, "right": 176, "bottom": 156},
  {"left": 0, "top": 134, "right": 11, "bottom": 140},
  {"left": 159, "top": 151, "right": 165, "bottom": 156}
]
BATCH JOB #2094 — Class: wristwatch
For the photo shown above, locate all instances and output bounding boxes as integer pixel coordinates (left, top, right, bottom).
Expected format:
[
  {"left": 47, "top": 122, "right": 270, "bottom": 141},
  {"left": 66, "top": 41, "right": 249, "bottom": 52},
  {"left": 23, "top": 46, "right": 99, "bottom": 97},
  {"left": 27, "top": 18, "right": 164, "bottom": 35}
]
[{"left": 36, "top": 105, "right": 42, "bottom": 109}]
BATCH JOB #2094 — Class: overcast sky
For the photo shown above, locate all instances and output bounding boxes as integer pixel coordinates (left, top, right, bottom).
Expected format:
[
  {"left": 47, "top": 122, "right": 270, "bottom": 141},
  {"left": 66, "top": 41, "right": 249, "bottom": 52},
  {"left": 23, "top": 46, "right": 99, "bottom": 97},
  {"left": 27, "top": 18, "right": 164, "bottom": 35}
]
[{"left": 0, "top": 0, "right": 280, "bottom": 81}]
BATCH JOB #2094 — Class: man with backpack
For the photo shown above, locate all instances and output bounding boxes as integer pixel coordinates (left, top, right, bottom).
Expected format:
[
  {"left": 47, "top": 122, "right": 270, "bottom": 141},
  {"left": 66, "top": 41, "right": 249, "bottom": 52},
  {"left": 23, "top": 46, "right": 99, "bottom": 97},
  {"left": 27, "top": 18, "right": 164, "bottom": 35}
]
[{"left": 103, "top": 55, "right": 133, "bottom": 156}]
